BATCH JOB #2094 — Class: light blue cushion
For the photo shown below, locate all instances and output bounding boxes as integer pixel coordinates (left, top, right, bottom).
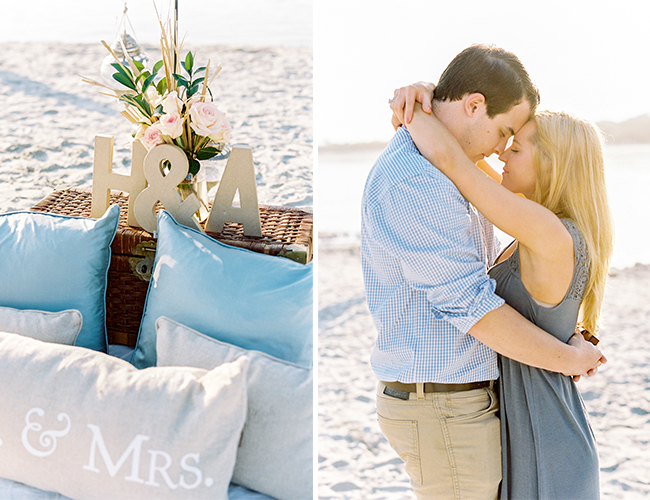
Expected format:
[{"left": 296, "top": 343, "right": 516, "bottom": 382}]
[
  {"left": 132, "top": 210, "right": 313, "bottom": 369},
  {"left": 0, "top": 205, "right": 120, "bottom": 351}
]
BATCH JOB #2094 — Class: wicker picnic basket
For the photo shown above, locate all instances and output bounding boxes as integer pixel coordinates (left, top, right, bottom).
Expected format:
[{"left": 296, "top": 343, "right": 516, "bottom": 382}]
[{"left": 30, "top": 188, "right": 313, "bottom": 347}]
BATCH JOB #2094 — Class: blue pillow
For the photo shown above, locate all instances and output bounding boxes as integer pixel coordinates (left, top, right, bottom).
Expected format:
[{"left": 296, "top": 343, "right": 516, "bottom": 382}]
[
  {"left": 0, "top": 205, "right": 120, "bottom": 351},
  {"left": 132, "top": 210, "right": 313, "bottom": 369}
]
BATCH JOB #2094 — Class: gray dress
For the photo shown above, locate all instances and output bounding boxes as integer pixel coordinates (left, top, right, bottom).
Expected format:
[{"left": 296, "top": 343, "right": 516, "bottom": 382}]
[{"left": 488, "top": 219, "right": 600, "bottom": 499}]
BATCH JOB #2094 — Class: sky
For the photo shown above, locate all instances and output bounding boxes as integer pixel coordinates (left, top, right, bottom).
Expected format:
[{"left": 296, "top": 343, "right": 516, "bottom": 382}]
[
  {"left": 2, "top": 1, "right": 649, "bottom": 147},
  {"left": 0, "top": 0, "right": 312, "bottom": 47},
  {"left": 315, "top": 0, "right": 650, "bottom": 145}
]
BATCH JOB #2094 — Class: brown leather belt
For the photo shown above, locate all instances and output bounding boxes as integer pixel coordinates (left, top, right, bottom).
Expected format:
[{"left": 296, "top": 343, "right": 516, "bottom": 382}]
[{"left": 383, "top": 380, "right": 492, "bottom": 394}]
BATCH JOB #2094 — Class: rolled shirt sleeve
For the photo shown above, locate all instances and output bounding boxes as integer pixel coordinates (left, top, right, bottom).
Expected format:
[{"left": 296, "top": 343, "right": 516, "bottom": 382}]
[{"left": 369, "top": 168, "right": 504, "bottom": 333}]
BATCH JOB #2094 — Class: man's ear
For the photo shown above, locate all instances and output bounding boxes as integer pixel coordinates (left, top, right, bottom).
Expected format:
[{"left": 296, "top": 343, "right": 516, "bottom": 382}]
[{"left": 464, "top": 93, "right": 486, "bottom": 118}]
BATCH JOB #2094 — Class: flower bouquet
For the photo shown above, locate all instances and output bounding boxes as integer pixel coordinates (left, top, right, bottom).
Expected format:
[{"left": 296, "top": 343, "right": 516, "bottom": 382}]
[{"left": 82, "top": 14, "right": 231, "bottom": 219}]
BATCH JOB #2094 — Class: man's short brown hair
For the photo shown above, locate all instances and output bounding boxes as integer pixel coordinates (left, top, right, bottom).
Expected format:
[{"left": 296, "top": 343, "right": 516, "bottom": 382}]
[{"left": 433, "top": 44, "right": 540, "bottom": 119}]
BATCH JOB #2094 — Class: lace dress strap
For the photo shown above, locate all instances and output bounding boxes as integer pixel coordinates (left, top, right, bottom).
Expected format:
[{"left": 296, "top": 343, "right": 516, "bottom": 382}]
[{"left": 561, "top": 219, "right": 589, "bottom": 302}]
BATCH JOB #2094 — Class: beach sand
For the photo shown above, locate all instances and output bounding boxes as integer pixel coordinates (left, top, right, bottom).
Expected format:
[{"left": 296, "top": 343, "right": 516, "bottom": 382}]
[
  {"left": 3, "top": 40, "right": 649, "bottom": 500},
  {"left": 0, "top": 42, "right": 312, "bottom": 500},
  {"left": 0, "top": 42, "right": 312, "bottom": 213},
  {"left": 318, "top": 242, "right": 650, "bottom": 499}
]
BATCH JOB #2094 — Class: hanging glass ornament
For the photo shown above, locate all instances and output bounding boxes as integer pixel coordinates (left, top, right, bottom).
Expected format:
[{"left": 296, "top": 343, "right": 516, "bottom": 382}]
[{"left": 100, "top": 3, "right": 149, "bottom": 91}]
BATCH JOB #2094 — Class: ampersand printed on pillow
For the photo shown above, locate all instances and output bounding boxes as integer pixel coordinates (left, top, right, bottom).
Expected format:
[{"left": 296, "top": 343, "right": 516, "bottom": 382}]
[
  {"left": 134, "top": 144, "right": 203, "bottom": 233},
  {"left": 21, "top": 408, "right": 71, "bottom": 458}
]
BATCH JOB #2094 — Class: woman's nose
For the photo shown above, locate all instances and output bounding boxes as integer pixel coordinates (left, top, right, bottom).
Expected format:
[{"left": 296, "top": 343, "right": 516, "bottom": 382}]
[{"left": 499, "top": 149, "right": 511, "bottom": 163}]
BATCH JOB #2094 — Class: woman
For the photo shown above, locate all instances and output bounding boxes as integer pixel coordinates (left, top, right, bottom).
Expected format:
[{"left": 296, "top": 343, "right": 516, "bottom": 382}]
[{"left": 404, "top": 106, "right": 613, "bottom": 499}]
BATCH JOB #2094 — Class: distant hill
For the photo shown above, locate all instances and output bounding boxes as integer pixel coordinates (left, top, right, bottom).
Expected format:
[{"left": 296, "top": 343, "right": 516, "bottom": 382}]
[{"left": 597, "top": 114, "right": 650, "bottom": 144}]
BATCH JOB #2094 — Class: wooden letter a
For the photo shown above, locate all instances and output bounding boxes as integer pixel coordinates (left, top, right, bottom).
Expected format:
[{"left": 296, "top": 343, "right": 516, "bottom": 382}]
[{"left": 205, "top": 145, "right": 262, "bottom": 237}]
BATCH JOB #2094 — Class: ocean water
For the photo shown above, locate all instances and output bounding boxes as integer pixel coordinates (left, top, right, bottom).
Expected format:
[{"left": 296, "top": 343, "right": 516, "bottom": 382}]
[
  {"left": 1, "top": 0, "right": 312, "bottom": 47},
  {"left": 318, "top": 143, "right": 650, "bottom": 270}
]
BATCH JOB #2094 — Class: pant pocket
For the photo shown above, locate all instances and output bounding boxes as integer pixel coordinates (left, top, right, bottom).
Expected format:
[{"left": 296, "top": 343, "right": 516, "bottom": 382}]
[
  {"left": 376, "top": 413, "right": 423, "bottom": 487},
  {"left": 446, "top": 387, "right": 498, "bottom": 422}
]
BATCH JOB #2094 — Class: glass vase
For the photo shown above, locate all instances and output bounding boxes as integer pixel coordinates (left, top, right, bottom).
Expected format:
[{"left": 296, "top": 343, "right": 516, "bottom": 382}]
[{"left": 176, "top": 166, "right": 210, "bottom": 222}]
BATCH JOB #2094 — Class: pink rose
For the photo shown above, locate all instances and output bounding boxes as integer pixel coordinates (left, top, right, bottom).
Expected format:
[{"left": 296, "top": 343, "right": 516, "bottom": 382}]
[
  {"left": 140, "top": 124, "right": 165, "bottom": 150},
  {"left": 189, "top": 101, "right": 231, "bottom": 143},
  {"left": 157, "top": 112, "right": 184, "bottom": 139}
]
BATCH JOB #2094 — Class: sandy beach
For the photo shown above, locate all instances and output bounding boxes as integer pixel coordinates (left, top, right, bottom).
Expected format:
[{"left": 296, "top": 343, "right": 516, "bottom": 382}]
[
  {"left": 318, "top": 241, "right": 650, "bottom": 499},
  {"left": 0, "top": 41, "right": 312, "bottom": 214},
  {"left": 3, "top": 35, "right": 650, "bottom": 500},
  {"left": 0, "top": 40, "right": 312, "bottom": 499}
]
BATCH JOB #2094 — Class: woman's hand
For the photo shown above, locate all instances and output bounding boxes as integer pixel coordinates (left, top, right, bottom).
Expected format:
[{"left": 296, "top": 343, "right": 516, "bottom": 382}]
[
  {"left": 389, "top": 81, "right": 435, "bottom": 129},
  {"left": 565, "top": 333, "right": 607, "bottom": 380}
]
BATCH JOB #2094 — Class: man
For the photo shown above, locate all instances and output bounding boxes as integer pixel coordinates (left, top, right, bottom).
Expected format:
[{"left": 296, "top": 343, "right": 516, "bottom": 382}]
[{"left": 360, "top": 44, "right": 604, "bottom": 499}]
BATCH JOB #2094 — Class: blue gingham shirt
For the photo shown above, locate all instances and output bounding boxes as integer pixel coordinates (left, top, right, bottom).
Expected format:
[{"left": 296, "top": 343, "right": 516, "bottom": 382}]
[{"left": 361, "top": 127, "right": 504, "bottom": 383}]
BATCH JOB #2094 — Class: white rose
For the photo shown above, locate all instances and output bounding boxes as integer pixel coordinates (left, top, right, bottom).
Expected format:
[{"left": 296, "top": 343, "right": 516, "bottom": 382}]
[
  {"left": 146, "top": 87, "right": 164, "bottom": 109},
  {"left": 188, "top": 101, "right": 231, "bottom": 143},
  {"left": 161, "top": 90, "right": 183, "bottom": 115},
  {"left": 157, "top": 112, "right": 184, "bottom": 139}
]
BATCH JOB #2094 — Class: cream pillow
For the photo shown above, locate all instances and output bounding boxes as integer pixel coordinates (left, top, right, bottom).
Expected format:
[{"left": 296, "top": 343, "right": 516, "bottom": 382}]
[
  {"left": 156, "top": 317, "right": 313, "bottom": 500},
  {"left": 0, "top": 306, "right": 82, "bottom": 345},
  {"left": 0, "top": 332, "right": 249, "bottom": 500}
]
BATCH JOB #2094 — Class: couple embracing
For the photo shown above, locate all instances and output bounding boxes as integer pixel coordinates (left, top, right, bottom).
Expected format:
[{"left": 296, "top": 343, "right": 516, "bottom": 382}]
[{"left": 360, "top": 44, "right": 612, "bottom": 499}]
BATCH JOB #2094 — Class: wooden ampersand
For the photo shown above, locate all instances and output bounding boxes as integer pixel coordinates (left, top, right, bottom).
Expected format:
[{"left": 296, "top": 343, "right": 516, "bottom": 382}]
[
  {"left": 91, "top": 135, "right": 147, "bottom": 226},
  {"left": 205, "top": 145, "right": 262, "bottom": 237},
  {"left": 133, "top": 144, "right": 202, "bottom": 233}
]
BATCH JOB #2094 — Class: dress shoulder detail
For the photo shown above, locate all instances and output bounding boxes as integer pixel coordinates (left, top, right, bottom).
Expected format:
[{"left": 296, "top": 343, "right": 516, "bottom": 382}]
[{"left": 562, "top": 219, "right": 589, "bottom": 301}]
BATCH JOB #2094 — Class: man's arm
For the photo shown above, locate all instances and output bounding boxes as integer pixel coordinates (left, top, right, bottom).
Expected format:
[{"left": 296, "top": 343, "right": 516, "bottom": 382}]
[
  {"left": 470, "top": 303, "right": 604, "bottom": 376},
  {"left": 370, "top": 137, "right": 603, "bottom": 377}
]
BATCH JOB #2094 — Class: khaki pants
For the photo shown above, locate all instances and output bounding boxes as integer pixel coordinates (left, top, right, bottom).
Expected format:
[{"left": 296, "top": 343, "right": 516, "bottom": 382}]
[{"left": 376, "top": 381, "right": 501, "bottom": 500}]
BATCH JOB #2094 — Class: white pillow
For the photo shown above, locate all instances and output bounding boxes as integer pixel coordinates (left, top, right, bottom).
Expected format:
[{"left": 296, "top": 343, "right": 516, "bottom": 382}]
[
  {"left": 0, "top": 306, "right": 82, "bottom": 345},
  {"left": 156, "top": 317, "right": 313, "bottom": 500},
  {"left": 0, "top": 332, "right": 249, "bottom": 500}
]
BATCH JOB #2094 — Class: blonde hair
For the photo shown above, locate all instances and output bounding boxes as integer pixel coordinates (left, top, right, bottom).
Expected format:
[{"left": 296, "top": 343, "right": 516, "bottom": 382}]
[{"left": 529, "top": 110, "right": 614, "bottom": 334}]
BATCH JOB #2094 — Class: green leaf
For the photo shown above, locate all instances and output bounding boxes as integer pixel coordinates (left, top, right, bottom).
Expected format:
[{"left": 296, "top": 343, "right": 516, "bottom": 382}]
[
  {"left": 111, "top": 62, "right": 133, "bottom": 80},
  {"left": 135, "top": 70, "right": 152, "bottom": 84},
  {"left": 117, "top": 95, "right": 132, "bottom": 106},
  {"left": 156, "top": 77, "right": 168, "bottom": 95},
  {"left": 134, "top": 95, "right": 152, "bottom": 117},
  {"left": 185, "top": 51, "right": 194, "bottom": 74},
  {"left": 153, "top": 60, "right": 164, "bottom": 74},
  {"left": 142, "top": 73, "right": 157, "bottom": 92},
  {"left": 112, "top": 72, "right": 137, "bottom": 91},
  {"left": 195, "top": 66, "right": 207, "bottom": 74},
  {"left": 196, "top": 147, "right": 219, "bottom": 160},
  {"left": 188, "top": 157, "right": 201, "bottom": 177},
  {"left": 173, "top": 74, "right": 190, "bottom": 87},
  {"left": 133, "top": 60, "right": 145, "bottom": 72},
  {"left": 118, "top": 94, "right": 141, "bottom": 111},
  {"left": 119, "top": 93, "right": 152, "bottom": 119},
  {"left": 188, "top": 83, "right": 200, "bottom": 97}
]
